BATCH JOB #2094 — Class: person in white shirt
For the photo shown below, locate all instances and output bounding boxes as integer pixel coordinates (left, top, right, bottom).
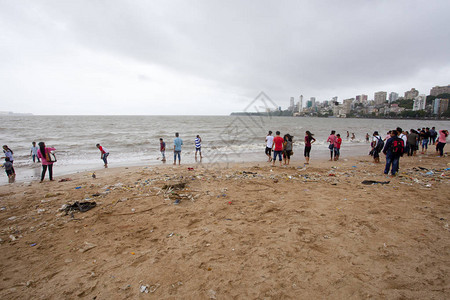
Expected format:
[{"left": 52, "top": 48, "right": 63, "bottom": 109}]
[
  {"left": 397, "top": 127, "right": 407, "bottom": 146},
  {"left": 265, "top": 131, "right": 274, "bottom": 162},
  {"left": 30, "top": 141, "right": 40, "bottom": 163}
]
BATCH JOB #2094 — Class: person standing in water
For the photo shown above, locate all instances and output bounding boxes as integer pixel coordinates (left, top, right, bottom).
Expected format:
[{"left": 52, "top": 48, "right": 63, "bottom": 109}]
[
  {"left": 30, "top": 141, "right": 40, "bottom": 163},
  {"left": 159, "top": 138, "right": 166, "bottom": 162},
  {"left": 195, "top": 135, "right": 202, "bottom": 162},
  {"left": 304, "top": 131, "right": 316, "bottom": 164},
  {"left": 327, "top": 131, "right": 336, "bottom": 161},
  {"left": 96, "top": 144, "right": 109, "bottom": 168}
]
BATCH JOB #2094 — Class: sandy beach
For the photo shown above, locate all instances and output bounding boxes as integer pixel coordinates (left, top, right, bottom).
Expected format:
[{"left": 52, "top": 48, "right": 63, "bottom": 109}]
[{"left": 0, "top": 154, "right": 449, "bottom": 299}]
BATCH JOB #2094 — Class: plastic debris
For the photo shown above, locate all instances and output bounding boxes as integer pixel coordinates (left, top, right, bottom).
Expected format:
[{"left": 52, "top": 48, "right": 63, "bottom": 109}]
[{"left": 79, "top": 242, "right": 97, "bottom": 253}]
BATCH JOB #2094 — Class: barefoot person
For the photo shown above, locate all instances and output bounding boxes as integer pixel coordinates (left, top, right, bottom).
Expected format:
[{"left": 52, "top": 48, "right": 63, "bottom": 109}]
[
  {"left": 173, "top": 132, "right": 183, "bottom": 165},
  {"left": 327, "top": 131, "right": 336, "bottom": 161},
  {"left": 265, "top": 131, "right": 274, "bottom": 162},
  {"left": 96, "top": 144, "right": 109, "bottom": 168},
  {"left": 272, "top": 131, "right": 283, "bottom": 166},
  {"left": 30, "top": 141, "right": 40, "bottom": 163},
  {"left": 2, "top": 157, "right": 15, "bottom": 183},
  {"left": 37, "top": 142, "right": 56, "bottom": 182},
  {"left": 304, "top": 131, "right": 316, "bottom": 164},
  {"left": 195, "top": 135, "right": 202, "bottom": 161},
  {"left": 159, "top": 138, "right": 166, "bottom": 162},
  {"left": 334, "top": 134, "right": 342, "bottom": 161}
]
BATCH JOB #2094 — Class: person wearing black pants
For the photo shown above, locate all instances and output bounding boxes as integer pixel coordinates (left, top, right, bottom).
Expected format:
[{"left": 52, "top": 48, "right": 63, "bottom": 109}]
[{"left": 37, "top": 142, "right": 56, "bottom": 182}]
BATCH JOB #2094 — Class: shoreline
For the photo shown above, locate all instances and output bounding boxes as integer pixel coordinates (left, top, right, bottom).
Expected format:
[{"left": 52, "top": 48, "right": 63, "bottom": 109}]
[{"left": 0, "top": 152, "right": 449, "bottom": 298}]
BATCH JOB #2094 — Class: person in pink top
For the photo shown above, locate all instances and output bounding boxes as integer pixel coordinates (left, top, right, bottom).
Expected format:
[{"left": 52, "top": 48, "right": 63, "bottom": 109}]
[
  {"left": 327, "top": 130, "right": 336, "bottom": 161},
  {"left": 334, "top": 134, "right": 342, "bottom": 161},
  {"left": 436, "top": 129, "right": 448, "bottom": 157},
  {"left": 37, "top": 142, "right": 56, "bottom": 182}
]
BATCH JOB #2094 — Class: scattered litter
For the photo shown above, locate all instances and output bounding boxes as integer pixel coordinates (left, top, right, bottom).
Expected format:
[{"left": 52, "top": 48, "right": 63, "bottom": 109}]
[
  {"left": 188, "top": 167, "right": 194, "bottom": 171},
  {"left": 174, "top": 199, "right": 180, "bottom": 205},
  {"left": 361, "top": 180, "right": 390, "bottom": 185},
  {"left": 242, "top": 171, "right": 257, "bottom": 175},
  {"left": 58, "top": 178, "right": 72, "bottom": 182},
  {"left": 75, "top": 186, "right": 82, "bottom": 189},
  {"left": 7, "top": 216, "right": 17, "bottom": 221},
  {"left": 64, "top": 201, "right": 96, "bottom": 214},
  {"left": 168, "top": 232, "right": 174, "bottom": 237},
  {"left": 30, "top": 243, "right": 37, "bottom": 247},
  {"left": 9, "top": 235, "right": 17, "bottom": 241}
]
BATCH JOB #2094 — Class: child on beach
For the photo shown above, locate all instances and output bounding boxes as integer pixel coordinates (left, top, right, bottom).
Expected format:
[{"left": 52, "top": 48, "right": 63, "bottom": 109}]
[
  {"left": 304, "top": 131, "right": 316, "bottom": 164},
  {"left": 96, "top": 144, "right": 109, "bottom": 168},
  {"left": 2, "top": 157, "right": 15, "bottom": 183},
  {"left": 334, "top": 134, "right": 342, "bottom": 161},
  {"left": 30, "top": 142, "right": 40, "bottom": 163},
  {"left": 195, "top": 135, "right": 202, "bottom": 161},
  {"left": 160, "top": 138, "right": 166, "bottom": 162}
]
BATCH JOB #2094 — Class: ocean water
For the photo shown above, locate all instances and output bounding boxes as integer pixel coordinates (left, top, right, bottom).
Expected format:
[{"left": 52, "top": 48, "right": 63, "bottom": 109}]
[{"left": 1, "top": 115, "right": 449, "bottom": 184}]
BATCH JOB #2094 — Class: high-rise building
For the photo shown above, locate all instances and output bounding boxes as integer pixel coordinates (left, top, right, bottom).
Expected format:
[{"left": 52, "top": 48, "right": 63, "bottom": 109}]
[
  {"left": 374, "top": 91, "right": 387, "bottom": 106},
  {"left": 433, "top": 98, "right": 449, "bottom": 115},
  {"left": 289, "top": 97, "right": 295, "bottom": 111},
  {"left": 388, "top": 92, "right": 399, "bottom": 103},
  {"left": 404, "top": 88, "right": 419, "bottom": 100},
  {"left": 430, "top": 85, "right": 450, "bottom": 96},
  {"left": 413, "top": 94, "right": 426, "bottom": 111},
  {"left": 343, "top": 98, "right": 354, "bottom": 114},
  {"left": 310, "top": 97, "right": 316, "bottom": 108},
  {"left": 332, "top": 96, "right": 338, "bottom": 104}
]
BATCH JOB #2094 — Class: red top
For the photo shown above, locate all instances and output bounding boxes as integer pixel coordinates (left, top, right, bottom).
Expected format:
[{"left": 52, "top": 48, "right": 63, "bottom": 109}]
[
  {"left": 273, "top": 136, "right": 284, "bottom": 151},
  {"left": 336, "top": 138, "right": 342, "bottom": 149}
]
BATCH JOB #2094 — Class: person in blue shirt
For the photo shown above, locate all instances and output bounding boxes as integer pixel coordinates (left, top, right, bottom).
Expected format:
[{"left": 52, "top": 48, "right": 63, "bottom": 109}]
[{"left": 173, "top": 132, "right": 183, "bottom": 165}]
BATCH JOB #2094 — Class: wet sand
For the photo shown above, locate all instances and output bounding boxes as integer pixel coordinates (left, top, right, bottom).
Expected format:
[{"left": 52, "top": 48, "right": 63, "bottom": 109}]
[{"left": 0, "top": 154, "right": 449, "bottom": 299}]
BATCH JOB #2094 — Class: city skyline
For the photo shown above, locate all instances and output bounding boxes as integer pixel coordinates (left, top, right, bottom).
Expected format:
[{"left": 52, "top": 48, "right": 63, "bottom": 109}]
[{"left": 1, "top": 1, "right": 450, "bottom": 115}]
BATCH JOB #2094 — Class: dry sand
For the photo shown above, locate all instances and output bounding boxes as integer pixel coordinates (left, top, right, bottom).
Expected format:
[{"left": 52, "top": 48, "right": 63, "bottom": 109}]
[{"left": 0, "top": 154, "right": 449, "bottom": 299}]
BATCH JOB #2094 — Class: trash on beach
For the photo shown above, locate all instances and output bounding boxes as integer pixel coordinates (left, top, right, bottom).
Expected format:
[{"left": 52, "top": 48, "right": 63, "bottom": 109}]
[
  {"left": 64, "top": 201, "right": 96, "bottom": 214},
  {"left": 188, "top": 167, "right": 194, "bottom": 171},
  {"left": 58, "top": 178, "right": 72, "bottom": 182},
  {"left": 75, "top": 186, "right": 82, "bottom": 189},
  {"left": 174, "top": 199, "right": 181, "bottom": 205},
  {"left": 361, "top": 180, "right": 390, "bottom": 185},
  {"left": 30, "top": 243, "right": 37, "bottom": 247},
  {"left": 242, "top": 171, "right": 257, "bottom": 175}
]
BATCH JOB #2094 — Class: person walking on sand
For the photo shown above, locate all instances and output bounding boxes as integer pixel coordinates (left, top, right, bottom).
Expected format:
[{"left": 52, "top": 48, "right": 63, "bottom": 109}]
[
  {"left": 334, "top": 134, "right": 342, "bottom": 161},
  {"left": 327, "top": 131, "right": 336, "bottom": 161},
  {"left": 436, "top": 129, "right": 448, "bottom": 157},
  {"left": 304, "top": 131, "right": 316, "bottom": 164},
  {"left": 37, "top": 142, "right": 56, "bottom": 182},
  {"left": 96, "top": 144, "right": 109, "bottom": 168},
  {"left": 365, "top": 133, "right": 370, "bottom": 143},
  {"left": 173, "top": 132, "right": 183, "bottom": 165},
  {"left": 382, "top": 130, "right": 404, "bottom": 176},
  {"left": 272, "top": 131, "right": 283, "bottom": 166},
  {"left": 195, "top": 135, "right": 202, "bottom": 162},
  {"left": 265, "top": 131, "right": 274, "bottom": 162},
  {"left": 30, "top": 141, "right": 40, "bottom": 163},
  {"left": 429, "top": 126, "right": 437, "bottom": 144},
  {"left": 160, "top": 138, "right": 166, "bottom": 162}
]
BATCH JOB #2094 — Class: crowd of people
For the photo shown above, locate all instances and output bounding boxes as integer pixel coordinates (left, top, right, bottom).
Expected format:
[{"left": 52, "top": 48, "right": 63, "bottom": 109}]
[{"left": 1, "top": 127, "right": 448, "bottom": 183}]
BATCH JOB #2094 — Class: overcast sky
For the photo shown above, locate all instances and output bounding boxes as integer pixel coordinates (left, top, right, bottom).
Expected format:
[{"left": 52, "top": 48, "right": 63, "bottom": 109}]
[{"left": 1, "top": 0, "right": 449, "bottom": 115}]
